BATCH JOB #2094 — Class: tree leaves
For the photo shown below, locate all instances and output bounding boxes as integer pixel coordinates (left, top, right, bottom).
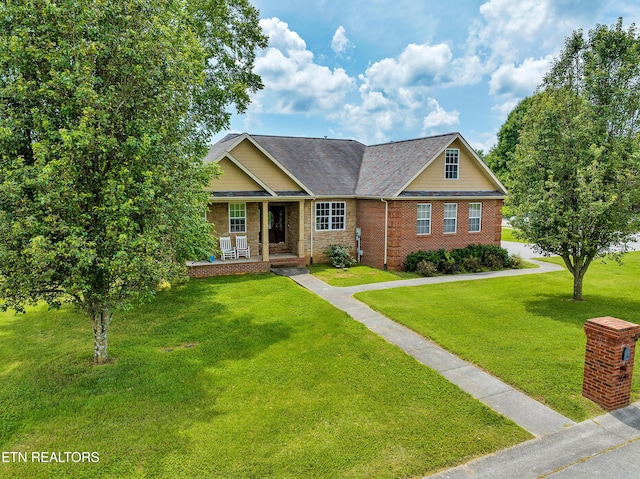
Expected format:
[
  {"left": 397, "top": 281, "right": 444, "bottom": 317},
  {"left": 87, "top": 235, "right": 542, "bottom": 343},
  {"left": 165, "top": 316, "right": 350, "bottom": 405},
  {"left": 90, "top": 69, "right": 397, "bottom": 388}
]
[
  {"left": 509, "top": 19, "right": 640, "bottom": 300},
  {"left": 0, "top": 0, "right": 265, "bottom": 359}
]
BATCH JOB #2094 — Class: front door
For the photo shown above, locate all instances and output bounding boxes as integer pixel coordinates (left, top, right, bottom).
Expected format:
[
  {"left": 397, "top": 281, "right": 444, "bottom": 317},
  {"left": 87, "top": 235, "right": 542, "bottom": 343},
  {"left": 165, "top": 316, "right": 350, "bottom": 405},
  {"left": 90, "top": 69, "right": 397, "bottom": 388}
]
[{"left": 268, "top": 205, "right": 286, "bottom": 243}]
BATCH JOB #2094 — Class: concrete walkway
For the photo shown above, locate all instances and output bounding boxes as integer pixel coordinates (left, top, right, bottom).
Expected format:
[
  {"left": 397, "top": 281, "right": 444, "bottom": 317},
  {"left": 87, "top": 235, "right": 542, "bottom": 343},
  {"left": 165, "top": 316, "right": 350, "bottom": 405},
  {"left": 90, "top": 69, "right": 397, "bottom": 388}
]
[{"left": 288, "top": 258, "right": 640, "bottom": 478}]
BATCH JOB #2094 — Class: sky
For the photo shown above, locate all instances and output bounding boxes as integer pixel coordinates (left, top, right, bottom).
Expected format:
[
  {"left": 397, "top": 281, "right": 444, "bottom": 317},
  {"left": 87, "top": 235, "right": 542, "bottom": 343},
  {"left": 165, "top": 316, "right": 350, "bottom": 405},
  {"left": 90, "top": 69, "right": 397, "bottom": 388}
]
[{"left": 214, "top": 0, "right": 640, "bottom": 152}]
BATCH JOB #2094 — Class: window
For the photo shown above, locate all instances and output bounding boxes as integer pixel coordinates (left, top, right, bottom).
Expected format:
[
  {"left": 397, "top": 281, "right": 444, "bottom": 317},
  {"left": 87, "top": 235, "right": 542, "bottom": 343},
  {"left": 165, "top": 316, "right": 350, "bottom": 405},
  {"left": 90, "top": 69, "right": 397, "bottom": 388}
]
[
  {"left": 417, "top": 203, "right": 431, "bottom": 235},
  {"left": 315, "top": 201, "right": 346, "bottom": 231},
  {"left": 444, "top": 203, "right": 457, "bottom": 234},
  {"left": 445, "top": 148, "right": 459, "bottom": 179},
  {"left": 469, "top": 203, "right": 482, "bottom": 232},
  {"left": 229, "top": 203, "right": 246, "bottom": 233}
]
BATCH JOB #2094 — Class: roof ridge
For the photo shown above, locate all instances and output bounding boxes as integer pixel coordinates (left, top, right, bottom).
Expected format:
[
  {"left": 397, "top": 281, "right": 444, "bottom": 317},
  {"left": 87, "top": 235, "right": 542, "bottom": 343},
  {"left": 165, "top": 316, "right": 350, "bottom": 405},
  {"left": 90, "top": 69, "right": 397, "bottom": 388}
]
[
  {"left": 250, "top": 133, "right": 365, "bottom": 145},
  {"left": 367, "top": 132, "right": 459, "bottom": 147}
]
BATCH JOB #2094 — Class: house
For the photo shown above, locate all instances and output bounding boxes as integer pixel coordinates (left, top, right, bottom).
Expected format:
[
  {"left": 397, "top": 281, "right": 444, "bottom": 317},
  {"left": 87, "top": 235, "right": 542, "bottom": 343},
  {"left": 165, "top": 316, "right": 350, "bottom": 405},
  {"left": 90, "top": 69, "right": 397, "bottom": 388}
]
[{"left": 188, "top": 132, "right": 507, "bottom": 277}]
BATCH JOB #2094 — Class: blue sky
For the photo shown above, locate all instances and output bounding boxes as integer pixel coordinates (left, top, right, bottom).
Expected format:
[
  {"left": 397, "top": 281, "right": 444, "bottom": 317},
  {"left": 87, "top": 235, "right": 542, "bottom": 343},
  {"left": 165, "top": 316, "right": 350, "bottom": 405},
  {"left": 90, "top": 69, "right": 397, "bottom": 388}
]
[{"left": 214, "top": 0, "right": 640, "bottom": 152}]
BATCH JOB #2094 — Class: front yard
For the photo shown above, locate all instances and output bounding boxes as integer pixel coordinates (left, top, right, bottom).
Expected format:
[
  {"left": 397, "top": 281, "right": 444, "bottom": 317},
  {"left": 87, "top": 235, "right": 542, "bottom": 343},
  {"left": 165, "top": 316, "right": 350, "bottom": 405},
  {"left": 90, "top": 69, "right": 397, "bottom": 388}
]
[
  {"left": 355, "top": 253, "right": 640, "bottom": 421},
  {"left": 0, "top": 274, "right": 528, "bottom": 479}
]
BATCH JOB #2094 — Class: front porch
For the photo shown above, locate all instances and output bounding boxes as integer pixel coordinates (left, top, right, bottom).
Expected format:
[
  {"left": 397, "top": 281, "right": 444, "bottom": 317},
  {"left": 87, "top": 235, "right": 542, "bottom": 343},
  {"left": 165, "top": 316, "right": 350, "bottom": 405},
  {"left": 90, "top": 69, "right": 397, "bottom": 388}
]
[{"left": 187, "top": 253, "right": 307, "bottom": 278}]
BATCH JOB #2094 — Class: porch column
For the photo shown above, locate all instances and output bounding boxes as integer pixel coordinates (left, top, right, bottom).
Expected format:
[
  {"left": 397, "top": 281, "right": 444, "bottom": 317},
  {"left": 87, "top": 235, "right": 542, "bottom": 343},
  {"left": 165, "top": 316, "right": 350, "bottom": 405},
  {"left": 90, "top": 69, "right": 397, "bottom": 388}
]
[
  {"left": 298, "top": 200, "right": 305, "bottom": 258},
  {"left": 261, "top": 201, "right": 269, "bottom": 262}
]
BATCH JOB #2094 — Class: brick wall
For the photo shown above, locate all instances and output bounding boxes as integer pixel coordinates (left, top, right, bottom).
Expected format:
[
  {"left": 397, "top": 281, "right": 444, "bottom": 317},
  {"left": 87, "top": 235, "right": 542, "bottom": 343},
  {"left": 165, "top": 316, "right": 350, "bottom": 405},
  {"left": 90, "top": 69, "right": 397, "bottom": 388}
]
[
  {"left": 187, "top": 260, "right": 272, "bottom": 277},
  {"left": 357, "top": 198, "right": 503, "bottom": 270},
  {"left": 307, "top": 199, "right": 357, "bottom": 264},
  {"left": 583, "top": 316, "right": 640, "bottom": 410},
  {"left": 208, "top": 202, "right": 261, "bottom": 256},
  {"left": 356, "top": 200, "right": 387, "bottom": 269}
]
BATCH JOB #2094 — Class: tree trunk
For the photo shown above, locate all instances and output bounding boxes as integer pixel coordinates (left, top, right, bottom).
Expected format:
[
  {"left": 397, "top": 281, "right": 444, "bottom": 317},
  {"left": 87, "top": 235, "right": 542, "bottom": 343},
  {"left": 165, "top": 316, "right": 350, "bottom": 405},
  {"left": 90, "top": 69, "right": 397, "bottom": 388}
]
[
  {"left": 562, "top": 251, "right": 592, "bottom": 301},
  {"left": 92, "top": 309, "right": 112, "bottom": 365},
  {"left": 573, "top": 271, "right": 584, "bottom": 301}
]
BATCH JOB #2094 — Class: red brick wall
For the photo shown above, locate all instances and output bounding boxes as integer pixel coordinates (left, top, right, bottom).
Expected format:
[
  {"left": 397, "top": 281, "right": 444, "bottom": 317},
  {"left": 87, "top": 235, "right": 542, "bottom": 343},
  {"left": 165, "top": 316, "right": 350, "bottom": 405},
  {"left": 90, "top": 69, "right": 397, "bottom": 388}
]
[
  {"left": 583, "top": 317, "right": 640, "bottom": 410},
  {"left": 356, "top": 200, "right": 387, "bottom": 270},
  {"left": 187, "top": 261, "right": 272, "bottom": 277},
  {"left": 357, "top": 198, "right": 503, "bottom": 270}
]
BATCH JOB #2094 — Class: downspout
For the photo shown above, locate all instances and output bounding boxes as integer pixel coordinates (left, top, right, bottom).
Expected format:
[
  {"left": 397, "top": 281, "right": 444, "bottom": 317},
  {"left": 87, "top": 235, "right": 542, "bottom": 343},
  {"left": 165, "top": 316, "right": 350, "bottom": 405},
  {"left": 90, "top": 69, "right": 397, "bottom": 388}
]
[
  {"left": 381, "top": 198, "right": 388, "bottom": 270},
  {"left": 310, "top": 200, "right": 314, "bottom": 265}
]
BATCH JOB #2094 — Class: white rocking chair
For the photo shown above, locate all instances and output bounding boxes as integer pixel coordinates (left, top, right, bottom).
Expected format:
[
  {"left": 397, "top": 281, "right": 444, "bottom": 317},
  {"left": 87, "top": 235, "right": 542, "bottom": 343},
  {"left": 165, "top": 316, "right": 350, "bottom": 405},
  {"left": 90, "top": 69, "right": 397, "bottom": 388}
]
[
  {"left": 235, "top": 235, "right": 250, "bottom": 258},
  {"left": 219, "top": 236, "right": 236, "bottom": 260}
]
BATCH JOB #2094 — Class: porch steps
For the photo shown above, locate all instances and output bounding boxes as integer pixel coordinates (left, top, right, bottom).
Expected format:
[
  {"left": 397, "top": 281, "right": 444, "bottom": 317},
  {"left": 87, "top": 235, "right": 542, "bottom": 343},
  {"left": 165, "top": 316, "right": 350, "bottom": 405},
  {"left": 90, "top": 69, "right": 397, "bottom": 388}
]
[{"left": 269, "top": 256, "right": 306, "bottom": 268}]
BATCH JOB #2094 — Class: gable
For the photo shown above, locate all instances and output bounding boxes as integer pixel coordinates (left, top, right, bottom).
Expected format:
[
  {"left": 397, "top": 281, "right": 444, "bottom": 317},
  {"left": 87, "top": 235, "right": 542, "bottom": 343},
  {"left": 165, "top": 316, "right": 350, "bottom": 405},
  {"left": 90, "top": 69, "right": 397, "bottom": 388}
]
[
  {"left": 229, "top": 138, "right": 304, "bottom": 193},
  {"left": 206, "top": 157, "right": 266, "bottom": 193},
  {"left": 403, "top": 138, "right": 498, "bottom": 192}
]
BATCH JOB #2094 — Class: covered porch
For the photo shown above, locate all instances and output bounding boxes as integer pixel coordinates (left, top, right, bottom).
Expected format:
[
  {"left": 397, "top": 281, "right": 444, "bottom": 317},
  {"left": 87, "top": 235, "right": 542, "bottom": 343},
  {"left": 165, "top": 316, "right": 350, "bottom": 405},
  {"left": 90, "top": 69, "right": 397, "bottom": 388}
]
[
  {"left": 189, "top": 198, "right": 309, "bottom": 277},
  {"left": 187, "top": 252, "right": 306, "bottom": 277}
]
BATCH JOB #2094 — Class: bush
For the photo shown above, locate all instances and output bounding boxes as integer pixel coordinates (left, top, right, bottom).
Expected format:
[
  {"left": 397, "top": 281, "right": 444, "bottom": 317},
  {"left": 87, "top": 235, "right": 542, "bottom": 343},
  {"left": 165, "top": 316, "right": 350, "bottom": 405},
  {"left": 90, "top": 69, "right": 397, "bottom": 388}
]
[
  {"left": 323, "top": 244, "right": 357, "bottom": 268},
  {"left": 403, "top": 244, "right": 513, "bottom": 275},
  {"left": 403, "top": 249, "right": 444, "bottom": 272},
  {"left": 484, "top": 253, "right": 505, "bottom": 271},
  {"left": 416, "top": 260, "right": 438, "bottom": 277},
  {"left": 507, "top": 254, "right": 523, "bottom": 269},
  {"left": 461, "top": 256, "right": 483, "bottom": 273}
]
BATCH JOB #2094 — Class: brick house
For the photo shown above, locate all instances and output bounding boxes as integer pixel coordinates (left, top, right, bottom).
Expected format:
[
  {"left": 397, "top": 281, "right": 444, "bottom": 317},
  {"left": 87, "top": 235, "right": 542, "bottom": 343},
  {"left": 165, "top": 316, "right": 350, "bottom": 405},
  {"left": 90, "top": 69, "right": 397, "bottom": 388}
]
[{"left": 188, "top": 132, "right": 507, "bottom": 277}]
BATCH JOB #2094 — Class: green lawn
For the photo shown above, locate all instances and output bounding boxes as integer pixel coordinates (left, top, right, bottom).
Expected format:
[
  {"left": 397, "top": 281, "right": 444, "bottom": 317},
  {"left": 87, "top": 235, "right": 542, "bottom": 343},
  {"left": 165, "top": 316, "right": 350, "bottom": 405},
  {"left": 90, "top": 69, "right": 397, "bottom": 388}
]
[
  {"left": 309, "top": 264, "right": 419, "bottom": 287},
  {"left": 356, "top": 253, "right": 640, "bottom": 421},
  {"left": 0, "top": 274, "right": 529, "bottom": 479},
  {"left": 501, "top": 227, "right": 527, "bottom": 243}
]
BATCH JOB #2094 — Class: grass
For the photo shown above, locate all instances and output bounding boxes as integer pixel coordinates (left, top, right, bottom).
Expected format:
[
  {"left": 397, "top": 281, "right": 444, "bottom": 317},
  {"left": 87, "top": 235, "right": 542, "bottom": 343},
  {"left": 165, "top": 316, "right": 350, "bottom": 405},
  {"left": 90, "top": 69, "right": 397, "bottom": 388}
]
[
  {"left": 308, "top": 264, "right": 419, "bottom": 287},
  {"left": 0, "top": 274, "right": 529, "bottom": 478},
  {"left": 501, "top": 227, "right": 527, "bottom": 243},
  {"left": 356, "top": 252, "right": 640, "bottom": 422}
]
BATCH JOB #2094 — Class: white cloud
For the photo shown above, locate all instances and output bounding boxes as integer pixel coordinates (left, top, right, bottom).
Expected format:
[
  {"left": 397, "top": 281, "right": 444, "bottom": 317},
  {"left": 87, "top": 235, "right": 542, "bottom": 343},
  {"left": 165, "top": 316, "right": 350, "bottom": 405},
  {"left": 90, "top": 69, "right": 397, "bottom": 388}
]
[
  {"left": 361, "top": 43, "right": 453, "bottom": 92},
  {"left": 421, "top": 99, "right": 460, "bottom": 132},
  {"left": 331, "top": 26, "right": 353, "bottom": 56},
  {"left": 253, "top": 18, "right": 355, "bottom": 114},
  {"left": 468, "top": 0, "right": 553, "bottom": 65},
  {"left": 489, "top": 55, "right": 554, "bottom": 97}
]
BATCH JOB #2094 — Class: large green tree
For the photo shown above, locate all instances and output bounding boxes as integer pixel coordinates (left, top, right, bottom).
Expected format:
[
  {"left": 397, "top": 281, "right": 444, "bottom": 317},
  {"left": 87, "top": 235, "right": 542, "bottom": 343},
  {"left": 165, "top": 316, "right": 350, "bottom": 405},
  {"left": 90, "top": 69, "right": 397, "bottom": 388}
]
[
  {"left": 0, "top": 0, "right": 267, "bottom": 363},
  {"left": 484, "top": 95, "right": 537, "bottom": 188},
  {"left": 509, "top": 19, "right": 640, "bottom": 300}
]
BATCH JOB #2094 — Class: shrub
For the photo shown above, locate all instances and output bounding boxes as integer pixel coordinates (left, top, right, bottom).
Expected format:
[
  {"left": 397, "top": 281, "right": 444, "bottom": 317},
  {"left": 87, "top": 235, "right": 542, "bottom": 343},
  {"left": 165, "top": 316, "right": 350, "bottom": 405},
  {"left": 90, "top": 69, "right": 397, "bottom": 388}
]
[
  {"left": 403, "top": 249, "right": 444, "bottom": 272},
  {"left": 461, "top": 256, "right": 483, "bottom": 273},
  {"left": 403, "top": 244, "right": 513, "bottom": 275},
  {"left": 507, "top": 254, "right": 524, "bottom": 269},
  {"left": 439, "top": 251, "right": 459, "bottom": 274},
  {"left": 484, "top": 253, "right": 505, "bottom": 271},
  {"left": 416, "top": 260, "right": 438, "bottom": 277},
  {"left": 323, "top": 244, "right": 357, "bottom": 268}
]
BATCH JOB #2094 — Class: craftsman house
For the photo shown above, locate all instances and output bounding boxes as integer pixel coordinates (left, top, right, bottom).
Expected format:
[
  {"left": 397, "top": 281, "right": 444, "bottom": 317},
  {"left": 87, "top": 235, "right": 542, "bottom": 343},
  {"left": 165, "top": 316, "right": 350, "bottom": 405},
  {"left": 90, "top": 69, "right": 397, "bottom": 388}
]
[{"left": 188, "top": 132, "right": 507, "bottom": 277}]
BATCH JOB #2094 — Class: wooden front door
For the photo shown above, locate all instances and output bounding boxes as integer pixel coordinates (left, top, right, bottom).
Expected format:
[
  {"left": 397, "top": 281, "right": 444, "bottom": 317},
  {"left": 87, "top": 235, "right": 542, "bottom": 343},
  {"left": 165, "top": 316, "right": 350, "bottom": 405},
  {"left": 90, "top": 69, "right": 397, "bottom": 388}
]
[{"left": 268, "top": 205, "right": 286, "bottom": 243}]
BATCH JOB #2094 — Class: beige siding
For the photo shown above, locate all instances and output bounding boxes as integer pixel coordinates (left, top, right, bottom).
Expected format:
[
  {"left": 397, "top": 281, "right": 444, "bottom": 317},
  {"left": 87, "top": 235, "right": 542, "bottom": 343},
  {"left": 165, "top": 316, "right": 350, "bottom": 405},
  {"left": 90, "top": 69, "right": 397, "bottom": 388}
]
[
  {"left": 230, "top": 139, "right": 302, "bottom": 192},
  {"left": 206, "top": 157, "right": 264, "bottom": 192},
  {"left": 405, "top": 139, "right": 496, "bottom": 191}
]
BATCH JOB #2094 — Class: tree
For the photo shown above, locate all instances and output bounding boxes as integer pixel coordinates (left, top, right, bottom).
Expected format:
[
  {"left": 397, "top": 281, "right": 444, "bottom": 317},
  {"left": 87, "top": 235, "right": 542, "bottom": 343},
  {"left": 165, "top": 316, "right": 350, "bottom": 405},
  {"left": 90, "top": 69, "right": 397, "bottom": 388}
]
[
  {"left": 484, "top": 95, "right": 537, "bottom": 188},
  {"left": 0, "top": 0, "right": 267, "bottom": 363},
  {"left": 509, "top": 19, "right": 640, "bottom": 300}
]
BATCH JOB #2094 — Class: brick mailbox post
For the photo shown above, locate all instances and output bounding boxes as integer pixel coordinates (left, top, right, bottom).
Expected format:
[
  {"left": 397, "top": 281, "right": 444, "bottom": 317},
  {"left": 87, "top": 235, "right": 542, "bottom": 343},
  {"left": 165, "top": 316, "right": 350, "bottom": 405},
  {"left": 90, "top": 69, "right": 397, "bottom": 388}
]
[{"left": 582, "top": 316, "right": 640, "bottom": 410}]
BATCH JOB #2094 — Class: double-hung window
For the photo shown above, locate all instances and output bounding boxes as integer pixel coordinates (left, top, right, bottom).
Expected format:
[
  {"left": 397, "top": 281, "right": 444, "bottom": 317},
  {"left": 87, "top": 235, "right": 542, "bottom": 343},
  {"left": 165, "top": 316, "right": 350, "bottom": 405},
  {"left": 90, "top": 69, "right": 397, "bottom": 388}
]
[
  {"left": 444, "top": 203, "right": 457, "bottom": 234},
  {"left": 315, "top": 201, "right": 346, "bottom": 231},
  {"left": 445, "top": 148, "right": 459, "bottom": 179},
  {"left": 229, "top": 203, "right": 246, "bottom": 233},
  {"left": 468, "top": 203, "right": 482, "bottom": 232},
  {"left": 417, "top": 203, "right": 431, "bottom": 235}
]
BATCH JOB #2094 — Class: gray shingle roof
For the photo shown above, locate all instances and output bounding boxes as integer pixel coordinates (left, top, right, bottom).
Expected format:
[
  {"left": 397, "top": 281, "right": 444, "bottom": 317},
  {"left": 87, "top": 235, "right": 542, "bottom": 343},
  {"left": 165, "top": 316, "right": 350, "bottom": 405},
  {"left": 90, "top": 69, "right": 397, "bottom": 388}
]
[
  {"left": 251, "top": 135, "right": 366, "bottom": 196},
  {"left": 206, "top": 132, "right": 504, "bottom": 198},
  {"left": 203, "top": 133, "right": 241, "bottom": 165},
  {"left": 356, "top": 133, "right": 459, "bottom": 197}
]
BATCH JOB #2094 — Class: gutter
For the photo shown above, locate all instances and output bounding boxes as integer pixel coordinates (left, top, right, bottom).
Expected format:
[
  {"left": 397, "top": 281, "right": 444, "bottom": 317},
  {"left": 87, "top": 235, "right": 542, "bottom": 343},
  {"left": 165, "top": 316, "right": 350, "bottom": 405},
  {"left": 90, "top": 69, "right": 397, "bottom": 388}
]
[{"left": 381, "top": 198, "right": 388, "bottom": 270}]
